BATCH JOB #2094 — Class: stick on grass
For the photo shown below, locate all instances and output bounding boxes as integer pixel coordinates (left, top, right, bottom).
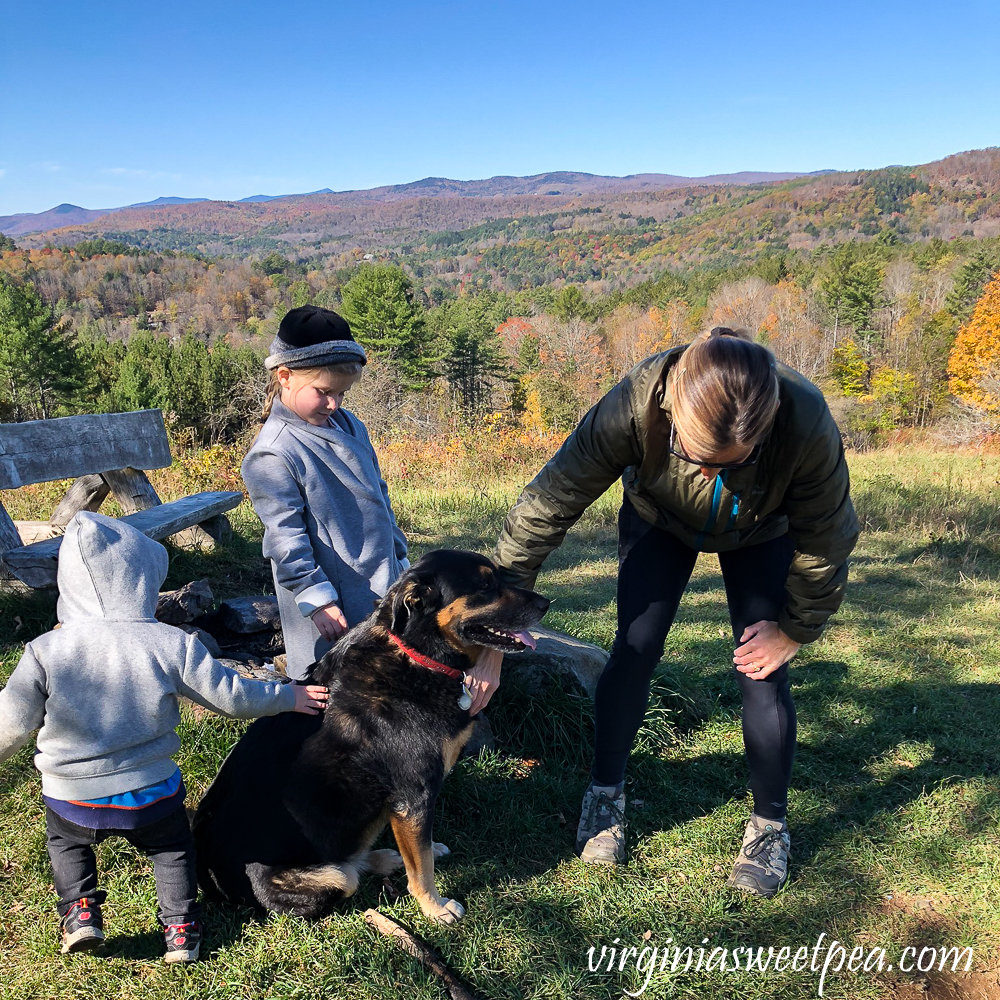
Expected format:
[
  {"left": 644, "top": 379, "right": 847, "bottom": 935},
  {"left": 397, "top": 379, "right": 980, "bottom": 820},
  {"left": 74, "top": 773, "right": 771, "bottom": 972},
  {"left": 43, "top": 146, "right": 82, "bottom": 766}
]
[{"left": 363, "top": 908, "right": 484, "bottom": 1000}]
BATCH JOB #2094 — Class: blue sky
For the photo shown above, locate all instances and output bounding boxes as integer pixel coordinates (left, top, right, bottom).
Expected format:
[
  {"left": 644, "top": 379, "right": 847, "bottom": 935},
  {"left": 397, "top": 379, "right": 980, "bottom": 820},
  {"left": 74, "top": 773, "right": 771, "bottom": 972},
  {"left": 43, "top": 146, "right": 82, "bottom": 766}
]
[{"left": 2, "top": 0, "right": 998, "bottom": 216}]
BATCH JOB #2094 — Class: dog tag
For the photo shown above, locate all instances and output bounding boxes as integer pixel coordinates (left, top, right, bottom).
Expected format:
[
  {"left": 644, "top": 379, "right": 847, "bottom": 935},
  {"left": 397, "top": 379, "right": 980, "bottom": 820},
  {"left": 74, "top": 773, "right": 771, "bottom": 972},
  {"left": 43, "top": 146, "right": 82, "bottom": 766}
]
[{"left": 458, "top": 683, "right": 473, "bottom": 711}]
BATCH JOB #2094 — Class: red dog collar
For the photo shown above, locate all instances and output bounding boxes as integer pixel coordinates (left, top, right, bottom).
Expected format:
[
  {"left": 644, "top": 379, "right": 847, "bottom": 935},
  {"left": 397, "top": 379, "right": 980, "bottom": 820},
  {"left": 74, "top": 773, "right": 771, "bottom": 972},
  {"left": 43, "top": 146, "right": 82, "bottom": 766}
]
[{"left": 388, "top": 632, "right": 465, "bottom": 680}]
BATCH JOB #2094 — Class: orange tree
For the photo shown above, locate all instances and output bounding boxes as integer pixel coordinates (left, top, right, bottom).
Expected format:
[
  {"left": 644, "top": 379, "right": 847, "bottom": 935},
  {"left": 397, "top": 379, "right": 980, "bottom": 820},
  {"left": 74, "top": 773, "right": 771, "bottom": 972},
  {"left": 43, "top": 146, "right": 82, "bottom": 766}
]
[{"left": 947, "top": 272, "right": 1000, "bottom": 413}]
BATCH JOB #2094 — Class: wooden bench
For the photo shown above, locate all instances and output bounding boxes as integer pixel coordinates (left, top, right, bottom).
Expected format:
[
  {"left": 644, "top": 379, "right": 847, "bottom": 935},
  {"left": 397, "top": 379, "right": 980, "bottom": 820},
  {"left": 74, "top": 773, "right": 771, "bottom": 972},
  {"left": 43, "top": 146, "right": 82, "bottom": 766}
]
[{"left": 0, "top": 409, "right": 243, "bottom": 588}]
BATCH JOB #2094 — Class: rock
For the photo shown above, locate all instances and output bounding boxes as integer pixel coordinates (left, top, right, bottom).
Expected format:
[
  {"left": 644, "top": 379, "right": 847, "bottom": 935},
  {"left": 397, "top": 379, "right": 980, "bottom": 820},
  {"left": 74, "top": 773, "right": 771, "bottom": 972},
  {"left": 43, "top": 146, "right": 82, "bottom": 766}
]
[
  {"left": 168, "top": 514, "right": 233, "bottom": 552},
  {"left": 219, "top": 595, "right": 281, "bottom": 633},
  {"left": 177, "top": 624, "right": 222, "bottom": 658},
  {"left": 156, "top": 579, "right": 214, "bottom": 625},
  {"left": 217, "top": 657, "right": 291, "bottom": 684},
  {"left": 272, "top": 654, "right": 288, "bottom": 675},
  {"left": 200, "top": 514, "right": 233, "bottom": 545},
  {"left": 460, "top": 713, "right": 495, "bottom": 758},
  {"left": 502, "top": 626, "right": 608, "bottom": 698},
  {"left": 226, "top": 651, "right": 266, "bottom": 668}
]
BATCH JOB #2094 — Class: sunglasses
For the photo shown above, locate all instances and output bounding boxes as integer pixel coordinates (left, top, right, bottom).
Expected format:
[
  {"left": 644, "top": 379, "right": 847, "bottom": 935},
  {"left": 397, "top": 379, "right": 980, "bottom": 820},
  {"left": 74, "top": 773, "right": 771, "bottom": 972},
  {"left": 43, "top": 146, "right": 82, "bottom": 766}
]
[{"left": 669, "top": 425, "right": 762, "bottom": 471}]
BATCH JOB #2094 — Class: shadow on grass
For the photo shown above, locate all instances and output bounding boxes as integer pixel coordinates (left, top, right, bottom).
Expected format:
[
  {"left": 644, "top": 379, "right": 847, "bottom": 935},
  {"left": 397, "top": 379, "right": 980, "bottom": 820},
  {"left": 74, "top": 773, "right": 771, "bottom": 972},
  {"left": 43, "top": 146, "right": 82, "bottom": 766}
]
[{"left": 99, "top": 902, "right": 256, "bottom": 962}]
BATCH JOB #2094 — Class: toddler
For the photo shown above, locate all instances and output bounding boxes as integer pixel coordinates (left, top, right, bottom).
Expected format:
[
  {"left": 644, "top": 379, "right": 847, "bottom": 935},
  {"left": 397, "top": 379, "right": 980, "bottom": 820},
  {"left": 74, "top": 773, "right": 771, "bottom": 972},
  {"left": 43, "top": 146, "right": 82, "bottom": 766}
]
[{"left": 0, "top": 512, "right": 328, "bottom": 961}]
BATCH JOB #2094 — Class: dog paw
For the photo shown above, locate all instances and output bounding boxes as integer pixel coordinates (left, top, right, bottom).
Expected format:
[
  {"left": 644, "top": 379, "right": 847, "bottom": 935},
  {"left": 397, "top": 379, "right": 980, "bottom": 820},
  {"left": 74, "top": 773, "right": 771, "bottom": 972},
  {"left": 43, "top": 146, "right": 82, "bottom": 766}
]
[
  {"left": 366, "top": 848, "right": 404, "bottom": 875},
  {"left": 429, "top": 897, "right": 465, "bottom": 924},
  {"left": 432, "top": 842, "right": 450, "bottom": 858}
]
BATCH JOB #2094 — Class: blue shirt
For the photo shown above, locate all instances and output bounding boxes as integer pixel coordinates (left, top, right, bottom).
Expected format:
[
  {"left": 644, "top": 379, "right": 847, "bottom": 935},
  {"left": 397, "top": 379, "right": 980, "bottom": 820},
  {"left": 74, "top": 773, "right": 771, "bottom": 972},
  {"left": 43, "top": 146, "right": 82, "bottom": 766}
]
[{"left": 44, "top": 767, "right": 185, "bottom": 830}]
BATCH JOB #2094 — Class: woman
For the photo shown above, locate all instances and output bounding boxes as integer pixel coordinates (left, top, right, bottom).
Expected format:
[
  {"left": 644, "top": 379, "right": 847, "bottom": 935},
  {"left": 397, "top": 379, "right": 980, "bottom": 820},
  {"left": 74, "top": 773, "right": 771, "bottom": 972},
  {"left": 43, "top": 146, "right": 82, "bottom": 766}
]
[{"left": 493, "top": 327, "right": 858, "bottom": 897}]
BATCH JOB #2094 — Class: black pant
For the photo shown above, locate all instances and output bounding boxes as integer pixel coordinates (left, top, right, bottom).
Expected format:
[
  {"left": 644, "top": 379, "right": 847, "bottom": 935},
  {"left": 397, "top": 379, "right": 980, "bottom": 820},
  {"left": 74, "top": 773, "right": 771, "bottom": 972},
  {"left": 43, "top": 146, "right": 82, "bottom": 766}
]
[
  {"left": 593, "top": 498, "right": 797, "bottom": 821},
  {"left": 45, "top": 805, "right": 201, "bottom": 925}
]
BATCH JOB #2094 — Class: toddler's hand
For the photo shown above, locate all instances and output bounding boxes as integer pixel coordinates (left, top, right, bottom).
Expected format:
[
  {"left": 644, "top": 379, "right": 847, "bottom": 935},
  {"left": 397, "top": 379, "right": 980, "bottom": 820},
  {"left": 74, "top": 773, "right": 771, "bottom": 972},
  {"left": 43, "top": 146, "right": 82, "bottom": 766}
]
[
  {"left": 312, "top": 603, "right": 348, "bottom": 640},
  {"left": 292, "top": 684, "right": 329, "bottom": 715}
]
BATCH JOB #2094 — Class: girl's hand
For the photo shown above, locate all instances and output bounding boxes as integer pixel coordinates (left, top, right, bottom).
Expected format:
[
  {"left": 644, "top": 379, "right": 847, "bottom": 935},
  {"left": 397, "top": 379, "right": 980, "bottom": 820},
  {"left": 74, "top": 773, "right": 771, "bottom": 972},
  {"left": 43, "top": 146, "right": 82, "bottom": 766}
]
[
  {"left": 311, "top": 603, "right": 348, "bottom": 640},
  {"left": 733, "top": 620, "right": 801, "bottom": 680},
  {"left": 292, "top": 684, "right": 329, "bottom": 715},
  {"left": 464, "top": 647, "right": 503, "bottom": 716}
]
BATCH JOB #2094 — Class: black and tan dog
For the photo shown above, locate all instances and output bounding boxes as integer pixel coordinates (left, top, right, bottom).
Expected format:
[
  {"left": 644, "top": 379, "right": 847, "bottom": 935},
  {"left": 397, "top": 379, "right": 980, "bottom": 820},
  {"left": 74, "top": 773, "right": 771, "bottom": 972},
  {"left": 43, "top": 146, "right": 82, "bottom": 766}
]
[{"left": 193, "top": 549, "right": 548, "bottom": 925}]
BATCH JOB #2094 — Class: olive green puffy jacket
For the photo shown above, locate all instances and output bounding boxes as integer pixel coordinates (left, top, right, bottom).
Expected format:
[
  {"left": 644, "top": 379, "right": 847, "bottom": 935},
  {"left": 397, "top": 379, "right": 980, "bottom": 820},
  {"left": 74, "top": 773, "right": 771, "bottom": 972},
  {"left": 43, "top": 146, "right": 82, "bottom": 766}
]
[{"left": 494, "top": 347, "right": 859, "bottom": 645}]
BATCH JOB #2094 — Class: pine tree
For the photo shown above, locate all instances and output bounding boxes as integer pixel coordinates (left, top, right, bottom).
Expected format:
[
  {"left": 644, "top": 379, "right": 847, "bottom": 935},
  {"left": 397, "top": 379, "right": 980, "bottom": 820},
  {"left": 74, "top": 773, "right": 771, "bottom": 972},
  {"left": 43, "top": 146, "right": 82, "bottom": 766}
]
[
  {"left": 945, "top": 243, "right": 1000, "bottom": 324},
  {"left": 432, "top": 299, "right": 511, "bottom": 421},
  {"left": 339, "top": 265, "right": 432, "bottom": 387},
  {"left": 0, "top": 278, "right": 83, "bottom": 420},
  {"left": 110, "top": 331, "right": 174, "bottom": 413}
]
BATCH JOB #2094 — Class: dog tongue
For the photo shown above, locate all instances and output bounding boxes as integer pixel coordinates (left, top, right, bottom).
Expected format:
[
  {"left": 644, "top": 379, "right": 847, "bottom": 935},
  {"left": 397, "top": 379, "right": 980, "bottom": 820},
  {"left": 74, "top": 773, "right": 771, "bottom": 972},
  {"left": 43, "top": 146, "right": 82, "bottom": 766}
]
[{"left": 514, "top": 630, "right": 537, "bottom": 650}]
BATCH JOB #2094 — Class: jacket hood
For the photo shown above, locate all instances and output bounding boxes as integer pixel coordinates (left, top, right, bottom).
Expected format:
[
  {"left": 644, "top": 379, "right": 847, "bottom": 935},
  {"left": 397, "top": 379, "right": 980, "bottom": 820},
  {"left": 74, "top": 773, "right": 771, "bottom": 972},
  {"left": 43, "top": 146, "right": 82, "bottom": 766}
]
[{"left": 56, "top": 511, "right": 169, "bottom": 623}]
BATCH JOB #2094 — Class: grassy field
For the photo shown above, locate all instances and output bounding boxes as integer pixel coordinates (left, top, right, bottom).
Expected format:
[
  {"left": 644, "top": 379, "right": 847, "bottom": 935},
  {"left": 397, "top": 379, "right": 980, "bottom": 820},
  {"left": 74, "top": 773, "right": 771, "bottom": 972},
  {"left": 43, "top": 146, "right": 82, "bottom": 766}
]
[{"left": 1, "top": 447, "right": 999, "bottom": 1000}]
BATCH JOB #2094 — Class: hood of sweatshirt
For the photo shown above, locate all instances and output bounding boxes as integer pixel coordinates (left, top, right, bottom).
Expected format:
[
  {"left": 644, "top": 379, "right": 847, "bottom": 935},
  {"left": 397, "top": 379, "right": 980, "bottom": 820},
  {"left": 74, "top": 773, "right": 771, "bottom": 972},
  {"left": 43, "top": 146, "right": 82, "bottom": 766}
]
[{"left": 56, "top": 511, "right": 169, "bottom": 623}]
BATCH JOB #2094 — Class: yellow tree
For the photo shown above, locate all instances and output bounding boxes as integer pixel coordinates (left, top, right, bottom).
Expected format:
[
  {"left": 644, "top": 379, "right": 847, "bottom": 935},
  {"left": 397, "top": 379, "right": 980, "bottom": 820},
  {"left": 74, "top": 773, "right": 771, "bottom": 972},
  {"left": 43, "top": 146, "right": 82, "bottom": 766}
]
[
  {"left": 603, "top": 304, "right": 672, "bottom": 379},
  {"left": 760, "top": 279, "right": 828, "bottom": 379},
  {"left": 947, "top": 273, "right": 1000, "bottom": 413}
]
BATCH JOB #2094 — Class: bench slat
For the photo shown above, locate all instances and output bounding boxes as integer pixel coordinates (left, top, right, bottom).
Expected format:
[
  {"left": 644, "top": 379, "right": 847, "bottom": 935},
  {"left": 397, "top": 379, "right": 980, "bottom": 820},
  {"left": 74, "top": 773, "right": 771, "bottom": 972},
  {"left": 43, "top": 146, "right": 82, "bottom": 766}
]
[
  {"left": 0, "top": 410, "right": 172, "bottom": 489},
  {"left": 1, "top": 491, "right": 243, "bottom": 588}
]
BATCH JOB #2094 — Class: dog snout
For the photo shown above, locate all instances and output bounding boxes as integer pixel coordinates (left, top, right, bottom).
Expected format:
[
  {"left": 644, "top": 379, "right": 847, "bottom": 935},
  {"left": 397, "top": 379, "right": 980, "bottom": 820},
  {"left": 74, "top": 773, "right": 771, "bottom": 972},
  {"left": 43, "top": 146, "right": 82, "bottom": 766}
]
[
  {"left": 529, "top": 592, "right": 550, "bottom": 615},
  {"left": 510, "top": 586, "right": 549, "bottom": 617}
]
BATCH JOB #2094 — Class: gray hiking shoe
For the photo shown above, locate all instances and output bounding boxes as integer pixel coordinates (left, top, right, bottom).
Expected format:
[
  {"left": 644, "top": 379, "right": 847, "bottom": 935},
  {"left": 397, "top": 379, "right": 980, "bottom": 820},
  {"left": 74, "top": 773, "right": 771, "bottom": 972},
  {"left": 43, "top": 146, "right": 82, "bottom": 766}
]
[
  {"left": 59, "top": 897, "right": 105, "bottom": 954},
  {"left": 727, "top": 814, "right": 791, "bottom": 897},
  {"left": 575, "top": 782, "right": 627, "bottom": 864}
]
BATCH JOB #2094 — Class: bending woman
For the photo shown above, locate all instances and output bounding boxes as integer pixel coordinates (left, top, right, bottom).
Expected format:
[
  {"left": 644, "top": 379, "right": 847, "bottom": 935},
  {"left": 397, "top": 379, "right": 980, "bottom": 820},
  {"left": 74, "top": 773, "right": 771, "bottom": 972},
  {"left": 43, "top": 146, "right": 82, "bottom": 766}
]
[{"left": 494, "top": 328, "right": 859, "bottom": 896}]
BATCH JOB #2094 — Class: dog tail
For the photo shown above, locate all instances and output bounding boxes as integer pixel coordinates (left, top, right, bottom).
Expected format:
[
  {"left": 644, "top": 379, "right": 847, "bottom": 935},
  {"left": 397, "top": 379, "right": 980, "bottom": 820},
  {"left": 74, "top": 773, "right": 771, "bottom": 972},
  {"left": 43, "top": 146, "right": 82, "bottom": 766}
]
[{"left": 246, "top": 861, "right": 360, "bottom": 919}]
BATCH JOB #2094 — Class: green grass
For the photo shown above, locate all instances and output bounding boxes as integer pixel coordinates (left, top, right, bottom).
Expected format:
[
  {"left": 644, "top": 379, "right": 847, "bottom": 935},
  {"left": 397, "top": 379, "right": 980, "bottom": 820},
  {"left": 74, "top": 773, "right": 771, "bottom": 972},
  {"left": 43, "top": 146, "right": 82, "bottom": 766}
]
[{"left": 2, "top": 448, "right": 999, "bottom": 999}]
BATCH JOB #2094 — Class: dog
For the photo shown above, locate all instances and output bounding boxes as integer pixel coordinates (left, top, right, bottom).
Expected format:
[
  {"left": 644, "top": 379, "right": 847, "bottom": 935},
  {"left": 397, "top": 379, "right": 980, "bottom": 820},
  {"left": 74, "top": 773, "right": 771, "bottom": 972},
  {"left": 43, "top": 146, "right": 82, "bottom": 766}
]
[{"left": 193, "top": 549, "right": 549, "bottom": 925}]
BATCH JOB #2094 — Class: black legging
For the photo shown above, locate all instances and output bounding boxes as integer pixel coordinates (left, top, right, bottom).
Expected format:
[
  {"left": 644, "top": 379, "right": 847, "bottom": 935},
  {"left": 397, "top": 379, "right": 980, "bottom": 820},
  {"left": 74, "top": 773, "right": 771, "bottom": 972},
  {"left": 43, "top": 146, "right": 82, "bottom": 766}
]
[{"left": 593, "top": 498, "right": 797, "bottom": 821}]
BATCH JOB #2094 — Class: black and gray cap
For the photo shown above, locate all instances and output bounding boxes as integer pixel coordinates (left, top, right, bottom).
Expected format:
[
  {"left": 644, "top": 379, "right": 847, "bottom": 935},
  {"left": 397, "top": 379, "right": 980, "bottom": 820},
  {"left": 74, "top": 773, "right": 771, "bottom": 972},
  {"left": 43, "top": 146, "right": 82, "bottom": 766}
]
[{"left": 265, "top": 305, "right": 368, "bottom": 370}]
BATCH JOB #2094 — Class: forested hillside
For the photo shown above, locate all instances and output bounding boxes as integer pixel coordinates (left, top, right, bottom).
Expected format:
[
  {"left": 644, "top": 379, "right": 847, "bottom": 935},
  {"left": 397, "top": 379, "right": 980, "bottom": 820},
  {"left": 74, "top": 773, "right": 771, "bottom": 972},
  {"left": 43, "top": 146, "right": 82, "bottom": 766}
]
[
  {"left": 10, "top": 150, "right": 1000, "bottom": 278},
  {"left": 2, "top": 149, "right": 1000, "bottom": 451}
]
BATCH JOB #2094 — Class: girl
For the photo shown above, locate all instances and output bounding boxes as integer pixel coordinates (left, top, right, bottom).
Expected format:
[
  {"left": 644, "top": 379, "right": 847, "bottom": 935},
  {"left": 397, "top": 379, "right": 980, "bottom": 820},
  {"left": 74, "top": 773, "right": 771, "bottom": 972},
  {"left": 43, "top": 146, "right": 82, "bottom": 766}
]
[
  {"left": 494, "top": 327, "right": 859, "bottom": 896},
  {"left": 242, "top": 305, "right": 410, "bottom": 679}
]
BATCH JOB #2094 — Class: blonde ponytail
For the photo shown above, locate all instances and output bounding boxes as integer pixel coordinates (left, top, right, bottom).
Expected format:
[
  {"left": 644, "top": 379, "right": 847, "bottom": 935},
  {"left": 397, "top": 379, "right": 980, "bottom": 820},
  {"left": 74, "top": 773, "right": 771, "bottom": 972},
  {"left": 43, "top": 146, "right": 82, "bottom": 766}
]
[
  {"left": 260, "top": 372, "right": 281, "bottom": 424},
  {"left": 671, "top": 327, "right": 779, "bottom": 458}
]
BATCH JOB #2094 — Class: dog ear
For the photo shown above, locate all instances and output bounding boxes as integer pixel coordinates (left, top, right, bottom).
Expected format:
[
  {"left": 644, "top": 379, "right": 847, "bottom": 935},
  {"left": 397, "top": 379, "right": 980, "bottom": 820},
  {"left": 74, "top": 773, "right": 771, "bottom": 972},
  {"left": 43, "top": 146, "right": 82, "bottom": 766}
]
[{"left": 389, "top": 571, "right": 440, "bottom": 633}]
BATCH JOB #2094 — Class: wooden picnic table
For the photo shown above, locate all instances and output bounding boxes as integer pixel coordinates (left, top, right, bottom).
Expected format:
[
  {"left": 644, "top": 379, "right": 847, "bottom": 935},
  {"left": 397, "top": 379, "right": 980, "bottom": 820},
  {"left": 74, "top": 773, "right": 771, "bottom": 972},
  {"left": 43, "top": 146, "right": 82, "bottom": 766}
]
[{"left": 0, "top": 409, "right": 242, "bottom": 588}]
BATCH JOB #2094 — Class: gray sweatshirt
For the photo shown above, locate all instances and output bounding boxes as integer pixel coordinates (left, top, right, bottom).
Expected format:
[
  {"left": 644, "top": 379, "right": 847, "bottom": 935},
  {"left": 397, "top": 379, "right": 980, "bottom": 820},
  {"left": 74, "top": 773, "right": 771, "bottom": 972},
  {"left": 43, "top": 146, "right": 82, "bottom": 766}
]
[
  {"left": 241, "top": 398, "right": 407, "bottom": 678},
  {"left": 0, "top": 511, "right": 296, "bottom": 800}
]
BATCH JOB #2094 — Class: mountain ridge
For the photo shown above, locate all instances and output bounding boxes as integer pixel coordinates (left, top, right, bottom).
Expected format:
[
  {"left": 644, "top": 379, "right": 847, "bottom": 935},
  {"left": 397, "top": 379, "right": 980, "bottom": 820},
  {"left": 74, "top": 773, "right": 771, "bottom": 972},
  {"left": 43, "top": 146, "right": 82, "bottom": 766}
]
[{"left": 0, "top": 169, "right": 823, "bottom": 236}]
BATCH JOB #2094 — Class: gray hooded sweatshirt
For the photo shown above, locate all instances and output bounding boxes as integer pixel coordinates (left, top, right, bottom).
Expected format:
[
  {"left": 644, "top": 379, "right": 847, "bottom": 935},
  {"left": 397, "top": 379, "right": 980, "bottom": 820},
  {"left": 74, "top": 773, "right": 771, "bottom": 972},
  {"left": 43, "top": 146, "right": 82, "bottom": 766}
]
[
  {"left": 241, "top": 397, "right": 408, "bottom": 678},
  {"left": 0, "top": 511, "right": 295, "bottom": 801}
]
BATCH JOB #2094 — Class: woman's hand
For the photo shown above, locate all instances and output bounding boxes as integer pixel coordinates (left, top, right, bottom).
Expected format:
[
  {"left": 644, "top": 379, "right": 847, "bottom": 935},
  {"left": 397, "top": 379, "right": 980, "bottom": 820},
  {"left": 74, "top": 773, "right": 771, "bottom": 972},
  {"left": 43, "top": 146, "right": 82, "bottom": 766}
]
[
  {"left": 311, "top": 603, "right": 348, "bottom": 641},
  {"left": 464, "top": 647, "right": 503, "bottom": 716},
  {"left": 292, "top": 684, "right": 330, "bottom": 715},
  {"left": 733, "top": 620, "right": 801, "bottom": 680}
]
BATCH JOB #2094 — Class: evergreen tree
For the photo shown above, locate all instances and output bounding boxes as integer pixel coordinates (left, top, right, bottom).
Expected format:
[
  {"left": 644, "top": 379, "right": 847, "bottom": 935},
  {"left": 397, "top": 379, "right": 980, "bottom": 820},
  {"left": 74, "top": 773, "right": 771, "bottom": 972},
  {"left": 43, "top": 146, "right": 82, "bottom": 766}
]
[
  {"left": 339, "top": 265, "right": 432, "bottom": 387},
  {"left": 819, "top": 243, "right": 884, "bottom": 341},
  {"left": 169, "top": 334, "right": 211, "bottom": 432},
  {"left": 433, "top": 299, "right": 510, "bottom": 421},
  {"left": 76, "top": 330, "right": 126, "bottom": 413},
  {"left": 110, "top": 331, "right": 175, "bottom": 414},
  {"left": 0, "top": 278, "right": 83, "bottom": 420},
  {"left": 945, "top": 243, "right": 1000, "bottom": 324},
  {"left": 551, "top": 284, "right": 595, "bottom": 323}
]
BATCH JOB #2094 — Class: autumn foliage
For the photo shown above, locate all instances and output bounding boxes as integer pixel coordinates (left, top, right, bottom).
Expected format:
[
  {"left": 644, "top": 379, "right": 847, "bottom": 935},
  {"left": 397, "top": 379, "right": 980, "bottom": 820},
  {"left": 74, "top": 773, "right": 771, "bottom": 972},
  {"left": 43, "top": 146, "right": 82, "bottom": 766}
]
[{"left": 947, "top": 272, "right": 1000, "bottom": 413}]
